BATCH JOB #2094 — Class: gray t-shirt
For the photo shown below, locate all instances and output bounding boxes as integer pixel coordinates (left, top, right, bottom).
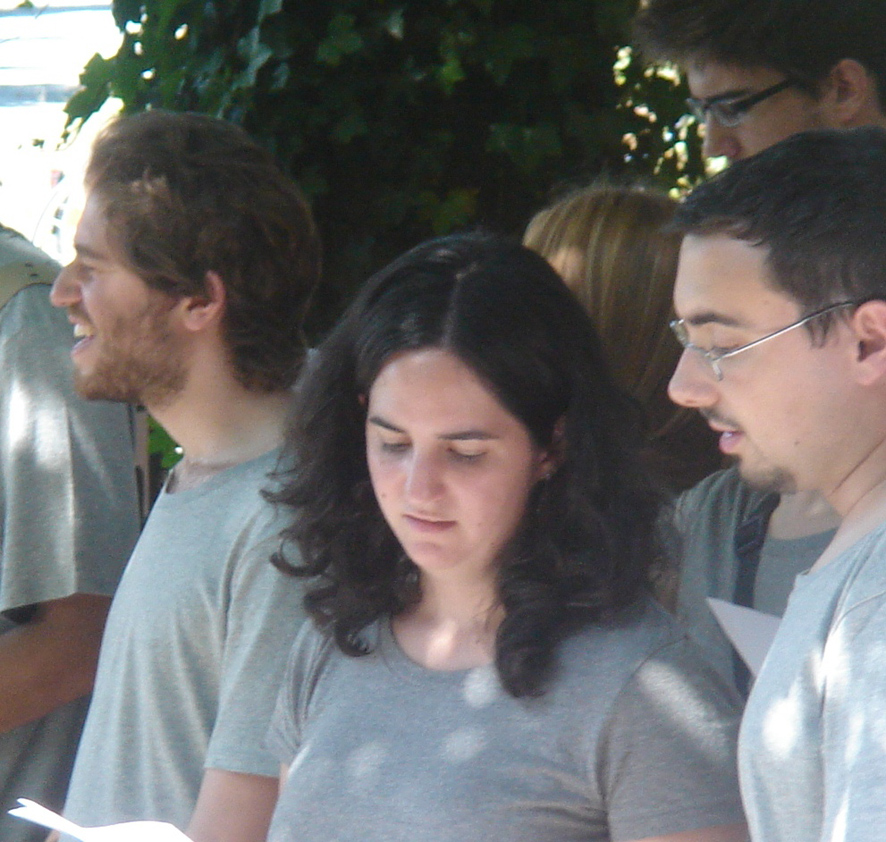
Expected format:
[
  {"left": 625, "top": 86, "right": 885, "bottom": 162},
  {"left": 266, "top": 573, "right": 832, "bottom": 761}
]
[
  {"left": 62, "top": 449, "right": 304, "bottom": 832},
  {"left": 740, "top": 520, "right": 886, "bottom": 842},
  {"left": 0, "top": 268, "right": 140, "bottom": 839},
  {"left": 675, "top": 467, "right": 834, "bottom": 691},
  {"left": 267, "top": 598, "right": 745, "bottom": 842}
]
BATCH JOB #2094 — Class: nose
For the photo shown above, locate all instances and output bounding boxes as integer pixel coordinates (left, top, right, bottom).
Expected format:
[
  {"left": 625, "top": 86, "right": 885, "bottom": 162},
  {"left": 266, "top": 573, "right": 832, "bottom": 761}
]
[
  {"left": 49, "top": 262, "right": 81, "bottom": 309},
  {"left": 702, "top": 120, "right": 743, "bottom": 162},
  {"left": 404, "top": 450, "right": 445, "bottom": 506},
  {"left": 668, "top": 350, "right": 719, "bottom": 410}
]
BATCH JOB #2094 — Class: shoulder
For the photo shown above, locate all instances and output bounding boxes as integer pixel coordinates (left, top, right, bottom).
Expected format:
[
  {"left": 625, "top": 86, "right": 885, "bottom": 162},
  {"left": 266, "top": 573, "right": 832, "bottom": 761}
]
[
  {"left": 0, "top": 283, "right": 70, "bottom": 346},
  {"left": 557, "top": 598, "right": 692, "bottom": 693},
  {"left": 559, "top": 597, "right": 741, "bottom": 713},
  {"left": 0, "top": 227, "right": 59, "bottom": 267},
  {"left": 281, "top": 619, "right": 342, "bottom": 711},
  {"left": 160, "top": 449, "right": 285, "bottom": 524},
  {"left": 832, "top": 523, "right": 886, "bottom": 621}
]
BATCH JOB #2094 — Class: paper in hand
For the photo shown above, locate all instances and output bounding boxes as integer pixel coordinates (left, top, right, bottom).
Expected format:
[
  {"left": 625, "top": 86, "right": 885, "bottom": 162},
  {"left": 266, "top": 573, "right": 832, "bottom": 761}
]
[
  {"left": 706, "top": 597, "right": 780, "bottom": 677},
  {"left": 9, "top": 799, "right": 192, "bottom": 842}
]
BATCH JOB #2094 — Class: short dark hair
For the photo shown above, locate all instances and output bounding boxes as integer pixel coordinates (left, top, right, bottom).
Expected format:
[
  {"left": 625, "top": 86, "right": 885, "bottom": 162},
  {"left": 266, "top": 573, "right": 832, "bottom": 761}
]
[
  {"left": 673, "top": 126, "right": 886, "bottom": 328},
  {"left": 633, "top": 0, "right": 886, "bottom": 108},
  {"left": 273, "top": 232, "right": 666, "bottom": 698},
  {"left": 86, "top": 110, "right": 321, "bottom": 392}
]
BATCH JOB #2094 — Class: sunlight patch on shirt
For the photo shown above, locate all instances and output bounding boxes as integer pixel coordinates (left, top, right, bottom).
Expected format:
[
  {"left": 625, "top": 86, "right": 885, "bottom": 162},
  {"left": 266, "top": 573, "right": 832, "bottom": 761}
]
[
  {"left": 462, "top": 665, "right": 499, "bottom": 708},
  {"left": 761, "top": 685, "right": 803, "bottom": 760},
  {"left": 346, "top": 741, "right": 387, "bottom": 782},
  {"left": 10, "top": 377, "right": 66, "bottom": 466},
  {"left": 441, "top": 726, "right": 486, "bottom": 763}
]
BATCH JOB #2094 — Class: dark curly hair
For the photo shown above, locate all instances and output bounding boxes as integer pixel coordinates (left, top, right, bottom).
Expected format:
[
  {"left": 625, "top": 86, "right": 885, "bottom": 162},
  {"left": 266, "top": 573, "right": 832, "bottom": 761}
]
[
  {"left": 85, "top": 110, "right": 321, "bottom": 392},
  {"left": 273, "top": 232, "right": 666, "bottom": 698}
]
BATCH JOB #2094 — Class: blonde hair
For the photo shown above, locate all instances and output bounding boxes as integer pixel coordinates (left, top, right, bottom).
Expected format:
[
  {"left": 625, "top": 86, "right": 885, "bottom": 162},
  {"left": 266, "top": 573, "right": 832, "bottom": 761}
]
[{"left": 525, "top": 184, "right": 720, "bottom": 490}]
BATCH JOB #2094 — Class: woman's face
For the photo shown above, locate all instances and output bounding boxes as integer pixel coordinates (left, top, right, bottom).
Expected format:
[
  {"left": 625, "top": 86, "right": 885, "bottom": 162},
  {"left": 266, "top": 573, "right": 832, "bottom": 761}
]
[{"left": 365, "top": 348, "right": 554, "bottom": 587}]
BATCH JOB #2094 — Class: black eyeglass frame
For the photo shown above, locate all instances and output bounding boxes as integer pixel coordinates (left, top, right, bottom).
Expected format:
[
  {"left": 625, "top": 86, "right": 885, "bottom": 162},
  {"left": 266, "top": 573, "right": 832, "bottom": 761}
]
[{"left": 686, "top": 79, "right": 797, "bottom": 128}]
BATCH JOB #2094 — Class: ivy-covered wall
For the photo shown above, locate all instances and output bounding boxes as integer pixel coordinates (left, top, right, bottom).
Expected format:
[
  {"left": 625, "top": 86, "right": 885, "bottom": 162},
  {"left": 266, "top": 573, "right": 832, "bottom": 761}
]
[{"left": 67, "top": 0, "right": 702, "bottom": 335}]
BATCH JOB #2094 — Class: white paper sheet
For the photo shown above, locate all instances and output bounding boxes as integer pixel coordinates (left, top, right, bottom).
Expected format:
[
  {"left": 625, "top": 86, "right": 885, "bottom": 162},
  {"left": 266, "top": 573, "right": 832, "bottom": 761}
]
[
  {"left": 706, "top": 597, "right": 781, "bottom": 677},
  {"left": 9, "top": 799, "right": 191, "bottom": 842}
]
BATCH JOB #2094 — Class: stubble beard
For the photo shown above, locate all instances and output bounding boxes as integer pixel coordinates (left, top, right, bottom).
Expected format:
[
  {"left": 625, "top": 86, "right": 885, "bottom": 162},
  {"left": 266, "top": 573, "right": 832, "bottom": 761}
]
[
  {"left": 736, "top": 458, "right": 797, "bottom": 496},
  {"left": 74, "top": 301, "right": 187, "bottom": 409}
]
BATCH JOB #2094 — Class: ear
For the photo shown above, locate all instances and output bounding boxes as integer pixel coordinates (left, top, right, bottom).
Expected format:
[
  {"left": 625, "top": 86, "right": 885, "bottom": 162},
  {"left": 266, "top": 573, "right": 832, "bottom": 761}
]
[
  {"left": 820, "top": 59, "right": 881, "bottom": 128},
  {"left": 178, "top": 270, "right": 226, "bottom": 333},
  {"left": 535, "top": 416, "right": 566, "bottom": 482},
  {"left": 849, "top": 300, "right": 886, "bottom": 386}
]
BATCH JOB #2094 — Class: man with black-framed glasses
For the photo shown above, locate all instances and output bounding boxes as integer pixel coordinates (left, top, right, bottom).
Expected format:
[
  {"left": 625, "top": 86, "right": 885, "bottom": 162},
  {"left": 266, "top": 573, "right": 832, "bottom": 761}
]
[
  {"left": 630, "top": 0, "right": 886, "bottom": 706},
  {"left": 668, "top": 126, "right": 886, "bottom": 842},
  {"left": 633, "top": 0, "right": 886, "bottom": 163}
]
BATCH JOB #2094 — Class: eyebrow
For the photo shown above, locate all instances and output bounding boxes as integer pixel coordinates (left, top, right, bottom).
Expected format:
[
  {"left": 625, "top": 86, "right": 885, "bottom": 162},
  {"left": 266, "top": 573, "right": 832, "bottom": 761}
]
[
  {"left": 695, "top": 88, "right": 752, "bottom": 105},
  {"left": 681, "top": 310, "right": 747, "bottom": 329},
  {"left": 367, "top": 415, "right": 497, "bottom": 441},
  {"left": 73, "top": 243, "right": 109, "bottom": 262}
]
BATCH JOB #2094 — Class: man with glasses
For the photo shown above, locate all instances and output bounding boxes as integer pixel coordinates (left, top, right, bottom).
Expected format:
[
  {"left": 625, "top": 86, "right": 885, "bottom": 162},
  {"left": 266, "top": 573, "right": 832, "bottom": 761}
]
[
  {"left": 631, "top": 0, "right": 886, "bottom": 698},
  {"left": 668, "top": 126, "right": 886, "bottom": 841},
  {"left": 633, "top": 0, "right": 886, "bottom": 163}
]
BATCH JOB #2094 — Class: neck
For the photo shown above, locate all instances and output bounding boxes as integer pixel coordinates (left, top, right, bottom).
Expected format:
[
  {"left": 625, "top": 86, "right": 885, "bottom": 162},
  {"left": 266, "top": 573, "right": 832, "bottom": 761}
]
[
  {"left": 768, "top": 491, "right": 840, "bottom": 540},
  {"left": 810, "top": 434, "right": 886, "bottom": 569},
  {"left": 150, "top": 369, "right": 292, "bottom": 492},
  {"left": 392, "top": 573, "right": 502, "bottom": 671}
]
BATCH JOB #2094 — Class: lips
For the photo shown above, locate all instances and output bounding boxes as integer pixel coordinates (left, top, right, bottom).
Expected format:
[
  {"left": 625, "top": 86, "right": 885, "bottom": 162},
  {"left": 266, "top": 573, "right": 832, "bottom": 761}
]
[
  {"left": 716, "top": 429, "right": 743, "bottom": 454},
  {"left": 403, "top": 514, "right": 456, "bottom": 533},
  {"left": 70, "top": 320, "right": 96, "bottom": 358},
  {"left": 700, "top": 410, "right": 744, "bottom": 454}
]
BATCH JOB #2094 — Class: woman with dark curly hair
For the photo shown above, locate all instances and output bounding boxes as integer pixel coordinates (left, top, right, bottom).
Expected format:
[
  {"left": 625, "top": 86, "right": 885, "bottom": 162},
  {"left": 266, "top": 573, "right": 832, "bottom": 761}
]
[{"left": 266, "top": 233, "right": 746, "bottom": 842}]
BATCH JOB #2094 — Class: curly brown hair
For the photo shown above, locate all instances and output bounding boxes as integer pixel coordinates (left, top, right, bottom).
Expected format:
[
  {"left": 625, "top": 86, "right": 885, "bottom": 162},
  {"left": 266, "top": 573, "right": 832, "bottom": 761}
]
[{"left": 86, "top": 110, "right": 321, "bottom": 392}]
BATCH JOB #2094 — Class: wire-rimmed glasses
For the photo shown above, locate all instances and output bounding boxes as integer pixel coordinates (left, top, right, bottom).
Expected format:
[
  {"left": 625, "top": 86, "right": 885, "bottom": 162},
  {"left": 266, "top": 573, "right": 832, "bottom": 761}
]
[{"left": 670, "top": 300, "right": 857, "bottom": 381}]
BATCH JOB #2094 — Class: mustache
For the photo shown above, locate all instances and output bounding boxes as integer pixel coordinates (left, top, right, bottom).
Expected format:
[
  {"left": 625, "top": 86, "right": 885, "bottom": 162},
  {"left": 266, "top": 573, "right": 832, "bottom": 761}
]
[
  {"left": 67, "top": 305, "right": 92, "bottom": 324},
  {"left": 699, "top": 408, "right": 740, "bottom": 430}
]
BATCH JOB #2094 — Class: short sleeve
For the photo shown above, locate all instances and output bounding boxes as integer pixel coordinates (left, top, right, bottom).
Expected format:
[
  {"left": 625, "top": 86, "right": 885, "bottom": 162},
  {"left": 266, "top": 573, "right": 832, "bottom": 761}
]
[
  {"left": 203, "top": 512, "right": 308, "bottom": 777},
  {"left": 266, "top": 619, "right": 324, "bottom": 766},
  {"left": 597, "top": 637, "right": 746, "bottom": 841}
]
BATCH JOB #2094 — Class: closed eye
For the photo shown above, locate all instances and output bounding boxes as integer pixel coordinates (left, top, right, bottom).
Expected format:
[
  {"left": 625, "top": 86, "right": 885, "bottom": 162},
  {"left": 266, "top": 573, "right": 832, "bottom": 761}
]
[
  {"left": 380, "top": 441, "right": 409, "bottom": 454},
  {"left": 449, "top": 448, "right": 485, "bottom": 463}
]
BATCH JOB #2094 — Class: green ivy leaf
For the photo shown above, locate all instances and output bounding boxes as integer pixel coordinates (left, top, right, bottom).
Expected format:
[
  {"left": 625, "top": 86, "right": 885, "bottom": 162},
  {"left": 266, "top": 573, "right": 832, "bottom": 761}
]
[{"left": 316, "top": 14, "right": 364, "bottom": 66}]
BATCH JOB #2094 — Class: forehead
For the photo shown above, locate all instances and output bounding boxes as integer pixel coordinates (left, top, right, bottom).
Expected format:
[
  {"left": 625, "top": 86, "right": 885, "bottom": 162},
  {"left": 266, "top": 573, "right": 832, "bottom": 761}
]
[
  {"left": 371, "top": 349, "right": 484, "bottom": 401},
  {"left": 74, "top": 191, "right": 116, "bottom": 258},
  {"left": 685, "top": 59, "right": 785, "bottom": 99},
  {"left": 368, "top": 349, "right": 520, "bottom": 429},
  {"left": 673, "top": 234, "right": 801, "bottom": 325}
]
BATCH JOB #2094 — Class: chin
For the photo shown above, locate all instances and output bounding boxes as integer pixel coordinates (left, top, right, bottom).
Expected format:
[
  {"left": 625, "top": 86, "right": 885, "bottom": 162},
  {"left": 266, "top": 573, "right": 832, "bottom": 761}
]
[{"left": 737, "top": 462, "right": 797, "bottom": 495}]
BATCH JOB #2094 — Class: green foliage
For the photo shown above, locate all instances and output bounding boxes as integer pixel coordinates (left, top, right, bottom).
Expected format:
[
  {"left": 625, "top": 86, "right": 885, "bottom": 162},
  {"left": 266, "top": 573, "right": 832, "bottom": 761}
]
[
  {"left": 65, "top": 1, "right": 703, "bottom": 469},
  {"left": 147, "top": 417, "right": 181, "bottom": 470},
  {"left": 613, "top": 46, "right": 706, "bottom": 192},
  {"left": 66, "top": 0, "right": 700, "bottom": 337}
]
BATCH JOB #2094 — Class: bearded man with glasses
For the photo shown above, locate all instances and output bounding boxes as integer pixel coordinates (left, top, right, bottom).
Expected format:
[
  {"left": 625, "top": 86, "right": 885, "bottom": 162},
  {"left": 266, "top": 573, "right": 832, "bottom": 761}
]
[{"left": 668, "top": 126, "right": 886, "bottom": 842}]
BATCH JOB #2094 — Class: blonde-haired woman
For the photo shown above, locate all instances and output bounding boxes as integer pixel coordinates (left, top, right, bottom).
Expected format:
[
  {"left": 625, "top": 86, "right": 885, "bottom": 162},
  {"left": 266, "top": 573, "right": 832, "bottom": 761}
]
[{"left": 525, "top": 185, "right": 721, "bottom": 492}]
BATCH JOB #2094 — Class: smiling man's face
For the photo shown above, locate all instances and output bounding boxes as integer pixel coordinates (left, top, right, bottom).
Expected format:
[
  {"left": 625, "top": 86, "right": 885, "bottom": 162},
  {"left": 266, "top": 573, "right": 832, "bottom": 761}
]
[{"left": 50, "top": 191, "right": 187, "bottom": 408}]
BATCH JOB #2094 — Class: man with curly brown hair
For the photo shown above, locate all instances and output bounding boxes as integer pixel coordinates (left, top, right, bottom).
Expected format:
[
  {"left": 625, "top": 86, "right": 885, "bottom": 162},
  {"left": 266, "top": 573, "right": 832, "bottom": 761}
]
[{"left": 51, "top": 110, "right": 320, "bottom": 842}]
